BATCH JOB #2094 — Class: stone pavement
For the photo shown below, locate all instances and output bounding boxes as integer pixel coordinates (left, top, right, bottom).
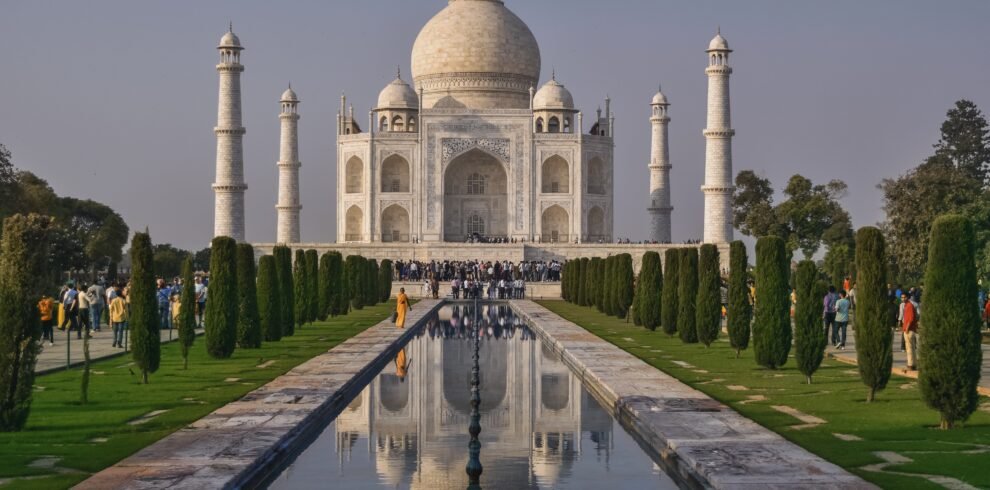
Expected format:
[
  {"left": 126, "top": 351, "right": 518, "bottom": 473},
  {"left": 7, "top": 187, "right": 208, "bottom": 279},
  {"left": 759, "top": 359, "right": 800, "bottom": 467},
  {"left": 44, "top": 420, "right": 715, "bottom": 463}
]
[
  {"left": 826, "top": 327, "right": 990, "bottom": 396},
  {"left": 512, "top": 300, "right": 875, "bottom": 490},
  {"left": 36, "top": 327, "right": 204, "bottom": 375},
  {"left": 75, "top": 300, "right": 442, "bottom": 490}
]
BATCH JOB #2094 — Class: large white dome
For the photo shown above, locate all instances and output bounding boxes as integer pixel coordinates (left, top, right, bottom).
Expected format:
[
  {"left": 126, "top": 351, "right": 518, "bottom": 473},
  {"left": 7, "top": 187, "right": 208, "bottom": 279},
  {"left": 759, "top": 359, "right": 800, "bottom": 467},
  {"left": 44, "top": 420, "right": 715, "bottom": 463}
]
[{"left": 411, "top": 0, "right": 541, "bottom": 109}]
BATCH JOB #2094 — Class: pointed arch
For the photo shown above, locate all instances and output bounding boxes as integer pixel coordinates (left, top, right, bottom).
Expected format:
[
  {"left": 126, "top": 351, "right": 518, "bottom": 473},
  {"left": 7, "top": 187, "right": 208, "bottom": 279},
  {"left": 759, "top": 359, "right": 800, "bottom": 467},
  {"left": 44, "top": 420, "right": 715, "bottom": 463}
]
[
  {"left": 587, "top": 157, "right": 606, "bottom": 195},
  {"left": 381, "top": 204, "right": 410, "bottom": 243},
  {"left": 548, "top": 116, "right": 560, "bottom": 133},
  {"left": 381, "top": 154, "right": 410, "bottom": 193},
  {"left": 345, "top": 156, "right": 363, "bottom": 194},
  {"left": 345, "top": 205, "right": 364, "bottom": 242},
  {"left": 587, "top": 206, "right": 605, "bottom": 241},
  {"left": 541, "top": 155, "right": 569, "bottom": 194},
  {"left": 541, "top": 205, "right": 569, "bottom": 243}
]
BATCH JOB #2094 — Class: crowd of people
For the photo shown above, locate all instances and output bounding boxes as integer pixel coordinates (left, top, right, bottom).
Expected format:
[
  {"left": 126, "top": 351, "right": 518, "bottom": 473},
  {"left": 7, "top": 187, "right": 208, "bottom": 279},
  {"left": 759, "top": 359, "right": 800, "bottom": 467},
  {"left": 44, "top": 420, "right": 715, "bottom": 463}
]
[
  {"left": 39, "top": 275, "right": 209, "bottom": 350},
  {"left": 392, "top": 259, "right": 562, "bottom": 283}
]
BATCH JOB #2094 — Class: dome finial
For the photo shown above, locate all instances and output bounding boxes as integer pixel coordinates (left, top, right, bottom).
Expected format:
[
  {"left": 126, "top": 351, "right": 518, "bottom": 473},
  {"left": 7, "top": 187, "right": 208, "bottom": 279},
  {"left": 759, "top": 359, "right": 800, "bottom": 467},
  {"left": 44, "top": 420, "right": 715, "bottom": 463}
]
[
  {"left": 229, "top": 21, "right": 233, "bottom": 33},
  {"left": 397, "top": 65, "right": 402, "bottom": 79},
  {"left": 552, "top": 67, "right": 556, "bottom": 81},
  {"left": 717, "top": 25, "right": 720, "bottom": 35}
]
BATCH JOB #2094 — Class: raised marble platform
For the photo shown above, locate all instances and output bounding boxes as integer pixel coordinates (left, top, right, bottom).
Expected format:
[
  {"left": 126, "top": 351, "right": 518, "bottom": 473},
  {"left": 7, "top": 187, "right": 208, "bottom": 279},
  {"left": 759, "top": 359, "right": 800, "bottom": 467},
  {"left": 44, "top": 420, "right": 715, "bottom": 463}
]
[
  {"left": 511, "top": 300, "right": 875, "bottom": 489},
  {"left": 75, "top": 300, "right": 443, "bottom": 490}
]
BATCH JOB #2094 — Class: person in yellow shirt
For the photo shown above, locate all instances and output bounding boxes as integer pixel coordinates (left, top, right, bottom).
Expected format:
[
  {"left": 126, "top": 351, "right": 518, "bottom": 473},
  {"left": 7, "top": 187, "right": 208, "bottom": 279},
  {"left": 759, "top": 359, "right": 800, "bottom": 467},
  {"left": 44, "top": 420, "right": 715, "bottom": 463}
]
[
  {"left": 38, "top": 295, "right": 55, "bottom": 346},
  {"left": 109, "top": 288, "right": 128, "bottom": 348}
]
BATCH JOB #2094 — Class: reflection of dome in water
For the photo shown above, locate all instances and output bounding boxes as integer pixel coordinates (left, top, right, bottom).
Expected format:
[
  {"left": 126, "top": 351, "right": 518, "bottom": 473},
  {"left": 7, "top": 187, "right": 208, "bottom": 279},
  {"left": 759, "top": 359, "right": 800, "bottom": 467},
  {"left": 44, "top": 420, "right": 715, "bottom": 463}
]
[
  {"left": 411, "top": 0, "right": 541, "bottom": 109},
  {"left": 541, "top": 373, "right": 569, "bottom": 411},
  {"left": 374, "top": 434, "right": 418, "bottom": 487},
  {"left": 379, "top": 374, "right": 409, "bottom": 412},
  {"left": 443, "top": 339, "right": 507, "bottom": 412}
]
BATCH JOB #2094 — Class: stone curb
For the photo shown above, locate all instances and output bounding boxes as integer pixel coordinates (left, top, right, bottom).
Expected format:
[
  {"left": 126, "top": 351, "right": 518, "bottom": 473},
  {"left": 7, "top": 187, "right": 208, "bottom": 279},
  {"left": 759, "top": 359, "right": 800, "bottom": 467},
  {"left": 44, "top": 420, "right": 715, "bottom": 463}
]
[
  {"left": 74, "top": 300, "right": 443, "bottom": 490},
  {"left": 511, "top": 300, "right": 877, "bottom": 490}
]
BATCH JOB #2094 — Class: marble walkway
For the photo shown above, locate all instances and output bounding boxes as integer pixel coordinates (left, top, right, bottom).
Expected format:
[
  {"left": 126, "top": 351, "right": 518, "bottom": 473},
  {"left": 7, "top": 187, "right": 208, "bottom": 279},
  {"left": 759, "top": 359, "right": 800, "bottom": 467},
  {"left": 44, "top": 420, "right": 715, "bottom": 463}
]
[
  {"left": 826, "top": 327, "right": 990, "bottom": 396},
  {"left": 35, "top": 327, "right": 203, "bottom": 375}
]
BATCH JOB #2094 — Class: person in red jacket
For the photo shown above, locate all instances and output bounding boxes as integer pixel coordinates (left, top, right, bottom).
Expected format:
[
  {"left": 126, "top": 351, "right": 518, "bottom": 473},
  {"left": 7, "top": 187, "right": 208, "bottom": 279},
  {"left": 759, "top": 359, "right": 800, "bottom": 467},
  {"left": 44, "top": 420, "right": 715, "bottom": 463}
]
[{"left": 901, "top": 293, "right": 919, "bottom": 371}]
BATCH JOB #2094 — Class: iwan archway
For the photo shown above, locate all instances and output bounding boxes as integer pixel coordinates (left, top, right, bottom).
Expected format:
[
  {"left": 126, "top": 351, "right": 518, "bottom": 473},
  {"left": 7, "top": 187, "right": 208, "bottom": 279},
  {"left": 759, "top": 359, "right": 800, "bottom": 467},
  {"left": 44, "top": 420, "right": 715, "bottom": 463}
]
[{"left": 443, "top": 148, "right": 508, "bottom": 241}]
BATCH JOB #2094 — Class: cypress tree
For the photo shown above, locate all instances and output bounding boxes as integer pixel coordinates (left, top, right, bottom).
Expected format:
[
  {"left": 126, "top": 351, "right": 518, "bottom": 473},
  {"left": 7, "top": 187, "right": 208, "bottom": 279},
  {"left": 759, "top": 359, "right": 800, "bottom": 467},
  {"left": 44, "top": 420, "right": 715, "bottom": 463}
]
[
  {"left": 616, "top": 254, "right": 634, "bottom": 318},
  {"left": 305, "top": 250, "right": 319, "bottom": 323},
  {"left": 257, "top": 255, "right": 282, "bottom": 342},
  {"left": 794, "top": 260, "right": 827, "bottom": 383},
  {"left": 920, "top": 215, "right": 983, "bottom": 429},
  {"left": 274, "top": 246, "right": 295, "bottom": 337},
  {"left": 727, "top": 241, "right": 752, "bottom": 358},
  {"left": 318, "top": 253, "right": 331, "bottom": 321},
  {"left": 565, "top": 261, "right": 575, "bottom": 302},
  {"left": 346, "top": 255, "right": 365, "bottom": 310},
  {"left": 177, "top": 257, "right": 197, "bottom": 369},
  {"left": 575, "top": 258, "right": 588, "bottom": 306},
  {"left": 0, "top": 214, "right": 51, "bottom": 430},
  {"left": 854, "top": 227, "right": 892, "bottom": 402},
  {"left": 329, "top": 252, "right": 345, "bottom": 316},
  {"left": 129, "top": 231, "right": 160, "bottom": 383},
  {"left": 367, "top": 259, "right": 380, "bottom": 306},
  {"left": 753, "top": 236, "right": 791, "bottom": 369},
  {"left": 205, "top": 236, "right": 238, "bottom": 359},
  {"left": 602, "top": 257, "right": 614, "bottom": 315},
  {"left": 584, "top": 257, "right": 598, "bottom": 309},
  {"left": 294, "top": 249, "right": 308, "bottom": 329},
  {"left": 678, "top": 248, "right": 699, "bottom": 344},
  {"left": 236, "top": 244, "right": 261, "bottom": 349},
  {"left": 639, "top": 252, "right": 662, "bottom": 330},
  {"left": 379, "top": 259, "right": 394, "bottom": 302},
  {"left": 696, "top": 244, "right": 721, "bottom": 347},
  {"left": 660, "top": 249, "right": 680, "bottom": 337}
]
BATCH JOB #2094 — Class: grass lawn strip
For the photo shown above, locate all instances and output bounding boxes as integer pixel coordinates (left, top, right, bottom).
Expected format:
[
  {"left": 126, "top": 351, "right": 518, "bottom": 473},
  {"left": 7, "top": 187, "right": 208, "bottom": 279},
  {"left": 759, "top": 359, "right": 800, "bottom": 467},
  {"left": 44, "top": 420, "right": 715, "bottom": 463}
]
[
  {"left": 538, "top": 300, "right": 990, "bottom": 490},
  {"left": 0, "top": 302, "right": 399, "bottom": 490}
]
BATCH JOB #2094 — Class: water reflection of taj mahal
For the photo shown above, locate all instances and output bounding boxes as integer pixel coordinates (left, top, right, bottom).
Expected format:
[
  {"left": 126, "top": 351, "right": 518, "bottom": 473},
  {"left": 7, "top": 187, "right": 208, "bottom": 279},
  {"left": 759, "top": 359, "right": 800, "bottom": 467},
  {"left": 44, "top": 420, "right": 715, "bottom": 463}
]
[{"left": 334, "top": 304, "right": 614, "bottom": 489}]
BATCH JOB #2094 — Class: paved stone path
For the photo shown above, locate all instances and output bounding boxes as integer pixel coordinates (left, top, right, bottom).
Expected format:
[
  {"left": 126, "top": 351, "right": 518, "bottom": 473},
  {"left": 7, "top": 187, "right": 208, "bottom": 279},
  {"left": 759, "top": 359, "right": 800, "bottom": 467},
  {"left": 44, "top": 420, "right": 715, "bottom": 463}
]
[
  {"left": 512, "top": 300, "right": 874, "bottom": 489},
  {"left": 36, "top": 327, "right": 204, "bottom": 375},
  {"left": 75, "top": 300, "right": 442, "bottom": 490},
  {"left": 826, "top": 327, "right": 990, "bottom": 395}
]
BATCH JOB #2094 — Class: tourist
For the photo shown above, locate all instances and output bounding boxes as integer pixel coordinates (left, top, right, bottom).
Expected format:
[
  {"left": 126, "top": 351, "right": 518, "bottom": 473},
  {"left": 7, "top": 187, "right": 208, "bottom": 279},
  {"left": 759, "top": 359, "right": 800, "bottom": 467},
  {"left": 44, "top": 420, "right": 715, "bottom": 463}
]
[
  {"left": 77, "top": 281, "right": 92, "bottom": 337},
  {"left": 109, "top": 286, "right": 128, "bottom": 348},
  {"left": 901, "top": 292, "right": 919, "bottom": 370},
  {"left": 834, "top": 290, "right": 851, "bottom": 349},
  {"left": 194, "top": 276, "right": 207, "bottom": 327},
  {"left": 157, "top": 279, "right": 171, "bottom": 330},
  {"left": 87, "top": 281, "right": 106, "bottom": 332},
  {"left": 170, "top": 291, "right": 182, "bottom": 329},
  {"left": 822, "top": 286, "right": 838, "bottom": 344},
  {"left": 395, "top": 287, "right": 411, "bottom": 328},
  {"left": 431, "top": 276, "right": 439, "bottom": 299},
  {"left": 451, "top": 278, "right": 460, "bottom": 299},
  {"left": 38, "top": 294, "right": 55, "bottom": 346},
  {"left": 61, "top": 281, "right": 80, "bottom": 339},
  {"left": 984, "top": 297, "right": 990, "bottom": 331}
]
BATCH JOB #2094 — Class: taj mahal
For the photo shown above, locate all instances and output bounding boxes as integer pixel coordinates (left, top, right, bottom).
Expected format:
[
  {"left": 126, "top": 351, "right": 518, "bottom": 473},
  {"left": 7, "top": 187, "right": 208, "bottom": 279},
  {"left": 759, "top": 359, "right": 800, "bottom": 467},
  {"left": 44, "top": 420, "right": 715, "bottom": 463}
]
[{"left": 213, "top": 0, "right": 736, "bottom": 264}]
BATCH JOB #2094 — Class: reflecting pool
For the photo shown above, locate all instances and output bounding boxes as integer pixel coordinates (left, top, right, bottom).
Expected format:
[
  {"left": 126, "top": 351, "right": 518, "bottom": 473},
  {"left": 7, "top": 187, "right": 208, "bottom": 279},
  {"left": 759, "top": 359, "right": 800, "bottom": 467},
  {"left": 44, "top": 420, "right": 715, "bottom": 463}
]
[{"left": 270, "top": 304, "right": 677, "bottom": 489}]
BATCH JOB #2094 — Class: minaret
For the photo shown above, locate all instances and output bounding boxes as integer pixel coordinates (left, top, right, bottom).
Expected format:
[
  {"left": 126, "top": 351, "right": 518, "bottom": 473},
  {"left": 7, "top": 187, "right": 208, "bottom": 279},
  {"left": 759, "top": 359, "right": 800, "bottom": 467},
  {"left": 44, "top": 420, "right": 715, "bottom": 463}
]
[
  {"left": 213, "top": 25, "right": 247, "bottom": 241},
  {"left": 276, "top": 86, "right": 301, "bottom": 244},
  {"left": 649, "top": 85, "right": 672, "bottom": 243},
  {"left": 702, "top": 29, "right": 735, "bottom": 244}
]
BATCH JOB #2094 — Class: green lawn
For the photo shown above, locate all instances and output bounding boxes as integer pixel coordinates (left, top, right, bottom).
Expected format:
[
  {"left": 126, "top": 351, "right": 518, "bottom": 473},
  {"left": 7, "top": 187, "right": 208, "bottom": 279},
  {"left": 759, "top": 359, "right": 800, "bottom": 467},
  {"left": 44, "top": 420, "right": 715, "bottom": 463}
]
[
  {"left": 538, "top": 301, "right": 990, "bottom": 490},
  {"left": 0, "top": 302, "right": 396, "bottom": 489}
]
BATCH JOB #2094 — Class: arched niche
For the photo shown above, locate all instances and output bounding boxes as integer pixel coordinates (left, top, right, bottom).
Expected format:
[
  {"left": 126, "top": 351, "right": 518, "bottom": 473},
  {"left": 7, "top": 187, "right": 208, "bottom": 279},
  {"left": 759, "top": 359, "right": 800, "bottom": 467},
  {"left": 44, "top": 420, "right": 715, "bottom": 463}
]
[
  {"left": 541, "top": 155, "right": 569, "bottom": 194},
  {"left": 381, "top": 204, "right": 410, "bottom": 243},
  {"left": 381, "top": 154, "right": 410, "bottom": 193},
  {"left": 345, "top": 157, "right": 363, "bottom": 194}
]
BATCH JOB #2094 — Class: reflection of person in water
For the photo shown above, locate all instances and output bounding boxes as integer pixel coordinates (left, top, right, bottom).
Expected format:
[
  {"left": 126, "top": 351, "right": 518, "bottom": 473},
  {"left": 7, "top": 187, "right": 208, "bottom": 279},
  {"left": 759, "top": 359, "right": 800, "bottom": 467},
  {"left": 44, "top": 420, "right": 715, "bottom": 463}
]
[
  {"left": 395, "top": 287, "right": 411, "bottom": 328},
  {"left": 394, "top": 347, "right": 411, "bottom": 381}
]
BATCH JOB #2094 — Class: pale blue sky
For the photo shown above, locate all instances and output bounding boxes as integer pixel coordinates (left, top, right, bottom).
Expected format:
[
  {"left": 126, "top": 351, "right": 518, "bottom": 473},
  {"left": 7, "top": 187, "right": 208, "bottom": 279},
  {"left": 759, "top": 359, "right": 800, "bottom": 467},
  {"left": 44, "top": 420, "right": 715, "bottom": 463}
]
[{"left": 2, "top": 0, "right": 989, "bottom": 250}]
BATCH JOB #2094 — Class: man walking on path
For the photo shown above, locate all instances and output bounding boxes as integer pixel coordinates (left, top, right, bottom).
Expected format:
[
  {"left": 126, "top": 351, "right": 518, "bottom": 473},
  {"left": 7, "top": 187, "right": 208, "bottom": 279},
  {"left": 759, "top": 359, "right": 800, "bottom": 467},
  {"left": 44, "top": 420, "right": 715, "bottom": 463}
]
[
  {"left": 109, "top": 287, "right": 128, "bottom": 348},
  {"left": 901, "top": 292, "right": 920, "bottom": 370},
  {"left": 823, "top": 286, "right": 839, "bottom": 344},
  {"left": 38, "top": 294, "right": 55, "bottom": 346},
  {"left": 87, "top": 282, "right": 106, "bottom": 332},
  {"left": 77, "top": 282, "right": 92, "bottom": 337},
  {"left": 834, "top": 290, "right": 851, "bottom": 349},
  {"left": 61, "top": 281, "right": 80, "bottom": 339}
]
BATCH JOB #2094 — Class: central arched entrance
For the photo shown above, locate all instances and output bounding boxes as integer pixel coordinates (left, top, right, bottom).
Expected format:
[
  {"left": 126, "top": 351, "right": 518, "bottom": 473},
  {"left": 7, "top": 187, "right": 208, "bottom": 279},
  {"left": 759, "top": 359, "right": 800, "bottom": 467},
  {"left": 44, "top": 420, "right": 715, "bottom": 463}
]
[{"left": 443, "top": 148, "right": 508, "bottom": 241}]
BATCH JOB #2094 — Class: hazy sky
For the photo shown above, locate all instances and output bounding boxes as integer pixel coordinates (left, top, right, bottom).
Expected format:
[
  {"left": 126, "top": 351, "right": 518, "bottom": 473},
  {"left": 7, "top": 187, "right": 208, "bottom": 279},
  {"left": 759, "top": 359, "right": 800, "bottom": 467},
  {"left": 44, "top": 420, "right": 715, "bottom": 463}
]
[{"left": 2, "top": 0, "right": 989, "bottom": 251}]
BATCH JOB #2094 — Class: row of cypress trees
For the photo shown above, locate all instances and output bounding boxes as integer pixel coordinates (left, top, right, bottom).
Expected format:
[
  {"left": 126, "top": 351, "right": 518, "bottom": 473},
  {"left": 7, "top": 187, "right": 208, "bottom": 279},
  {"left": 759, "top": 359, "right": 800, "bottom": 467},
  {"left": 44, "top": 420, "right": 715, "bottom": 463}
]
[{"left": 562, "top": 254, "right": 635, "bottom": 319}]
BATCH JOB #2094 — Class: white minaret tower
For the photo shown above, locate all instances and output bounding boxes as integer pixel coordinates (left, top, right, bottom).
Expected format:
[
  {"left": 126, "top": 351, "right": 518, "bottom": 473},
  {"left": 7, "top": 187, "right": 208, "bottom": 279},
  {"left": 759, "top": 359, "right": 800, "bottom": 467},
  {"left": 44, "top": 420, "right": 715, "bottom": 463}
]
[
  {"left": 649, "top": 85, "right": 673, "bottom": 243},
  {"left": 276, "top": 86, "right": 301, "bottom": 244},
  {"left": 702, "top": 29, "right": 735, "bottom": 244},
  {"left": 213, "top": 25, "right": 247, "bottom": 241}
]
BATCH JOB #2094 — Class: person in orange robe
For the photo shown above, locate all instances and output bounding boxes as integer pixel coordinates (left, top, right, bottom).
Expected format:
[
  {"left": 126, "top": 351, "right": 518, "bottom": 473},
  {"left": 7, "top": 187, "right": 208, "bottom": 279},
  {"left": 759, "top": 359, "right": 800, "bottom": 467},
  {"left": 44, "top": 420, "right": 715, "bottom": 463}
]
[
  {"left": 395, "top": 347, "right": 410, "bottom": 381},
  {"left": 395, "top": 287, "right": 411, "bottom": 328}
]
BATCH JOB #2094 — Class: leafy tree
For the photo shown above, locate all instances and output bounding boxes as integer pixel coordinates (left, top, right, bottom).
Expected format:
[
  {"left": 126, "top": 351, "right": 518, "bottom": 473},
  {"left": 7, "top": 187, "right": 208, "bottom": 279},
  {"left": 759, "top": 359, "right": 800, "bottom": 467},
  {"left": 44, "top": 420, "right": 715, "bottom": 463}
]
[
  {"left": 345, "top": 255, "right": 365, "bottom": 310},
  {"left": 822, "top": 242, "right": 853, "bottom": 288},
  {"left": 934, "top": 100, "right": 990, "bottom": 183},
  {"left": 734, "top": 171, "right": 853, "bottom": 259},
  {"left": 615, "top": 254, "right": 634, "bottom": 318},
  {"left": 727, "top": 241, "right": 751, "bottom": 358},
  {"left": 177, "top": 257, "right": 197, "bottom": 369},
  {"left": 920, "top": 215, "right": 983, "bottom": 429},
  {"left": 677, "top": 248, "right": 699, "bottom": 343},
  {"left": 305, "top": 250, "right": 319, "bottom": 323},
  {"left": 205, "top": 237, "right": 238, "bottom": 359},
  {"left": 0, "top": 214, "right": 51, "bottom": 430},
  {"left": 379, "top": 259, "right": 394, "bottom": 303},
  {"left": 294, "top": 249, "right": 308, "bottom": 328},
  {"left": 236, "top": 244, "right": 261, "bottom": 349},
  {"left": 636, "top": 252, "right": 662, "bottom": 330},
  {"left": 753, "top": 236, "right": 791, "bottom": 369},
  {"left": 318, "top": 253, "right": 331, "bottom": 321},
  {"left": 129, "top": 232, "right": 160, "bottom": 383},
  {"left": 152, "top": 244, "right": 191, "bottom": 279},
  {"left": 273, "top": 246, "right": 295, "bottom": 336},
  {"left": 328, "top": 252, "right": 345, "bottom": 316},
  {"left": 794, "top": 260, "right": 827, "bottom": 383},
  {"left": 696, "top": 244, "right": 721, "bottom": 347},
  {"left": 257, "top": 255, "right": 282, "bottom": 342},
  {"left": 854, "top": 227, "right": 892, "bottom": 402},
  {"left": 193, "top": 247, "right": 212, "bottom": 272},
  {"left": 661, "top": 249, "right": 680, "bottom": 337}
]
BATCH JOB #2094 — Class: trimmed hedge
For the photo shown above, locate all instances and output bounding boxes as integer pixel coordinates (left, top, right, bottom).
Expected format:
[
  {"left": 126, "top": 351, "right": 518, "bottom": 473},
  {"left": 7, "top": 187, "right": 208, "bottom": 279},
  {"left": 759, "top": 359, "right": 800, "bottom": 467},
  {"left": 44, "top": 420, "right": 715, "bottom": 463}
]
[
  {"left": 794, "top": 260, "right": 826, "bottom": 383},
  {"left": 379, "top": 259, "right": 394, "bottom": 303},
  {"left": 615, "top": 254, "right": 634, "bottom": 318},
  {"left": 677, "top": 248, "right": 699, "bottom": 344},
  {"left": 205, "top": 236, "right": 238, "bottom": 359},
  {"left": 177, "top": 257, "right": 197, "bottom": 369},
  {"left": 636, "top": 252, "right": 662, "bottom": 330},
  {"left": 696, "top": 244, "right": 721, "bottom": 347},
  {"left": 257, "top": 255, "right": 282, "bottom": 342},
  {"left": 273, "top": 246, "right": 295, "bottom": 337},
  {"left": 236, "top": 244, "right": 261, "bottom": 349},
  {"left": 318, "top": 253, "right": 331, "bottom": 321},
  {"left": 753, "top": 236, "right": 790, "bottom": 369},
  {"left": 305, "top": 250, "right": 319, "bottom": 323},
  {"left": 854, "top": 227, "right": 892, "bottom": 402},
  {"left": 727, "top": 241, "right": 751, "bottom": 358},
  {"left": 660, "top": 249, "right": 680, "bottom": 337}
]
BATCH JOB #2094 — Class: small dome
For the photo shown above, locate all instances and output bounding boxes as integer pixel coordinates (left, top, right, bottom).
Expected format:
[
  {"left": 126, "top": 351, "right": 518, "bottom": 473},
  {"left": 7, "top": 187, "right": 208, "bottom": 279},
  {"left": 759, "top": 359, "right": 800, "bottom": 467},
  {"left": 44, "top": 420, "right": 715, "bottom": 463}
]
[
  {"left": 533, "top": 78, "right": 574, "bottom": 110},
  {"left": 652, "top": 87, "right": 668, "bottom": 105},
  {"left": 281, "top": 87, "right": 298, "bottom": 102},
  {"left": 708, "top": 32, "right": 730, "bottom": 51},
  {"left": 219, "top": 30, "right": 242, "bottom": 49},
  {"left": 377, "top": 76, "right": 419, "bottom": 110}
]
